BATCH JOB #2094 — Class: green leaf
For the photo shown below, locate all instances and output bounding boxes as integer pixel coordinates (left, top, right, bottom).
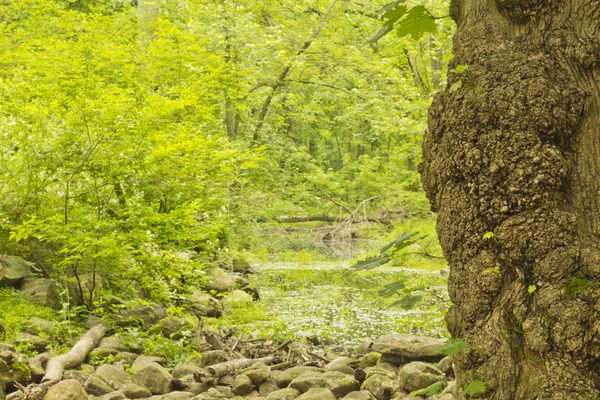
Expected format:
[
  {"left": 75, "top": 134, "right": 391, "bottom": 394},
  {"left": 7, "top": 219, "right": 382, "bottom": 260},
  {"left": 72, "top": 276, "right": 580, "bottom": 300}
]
[
  {"left": 434, "top": 338, "right": 467, "bottom": 356},
  {"left": 464, "top": 380, "right": 487, "bottom": 396},
  {"left": 449, "top": 80, "right": 463, "bottom": 93},
  {"left": 528, "top": 285, "right": 537, "bottom": 293},
  {"left": 350, "top": 257, "right": 391, "bottom": 271},
  {"left": 395, "top": 6, "right": 437, "bottom": 40},
  {"left": 365, "top": 25, "right": 395, "bottom": 44},
  {"left": 378, "top": 0, "right": 408, "bottom": 15},
  {"left": 482, "top": 231, "right": 494, "bottom": 239},
  {"left": 409, "top": 380, "right": 446, "bottom": 397},
  {"left": 383, "top": 4, "right": 408, "bottom": 24},
  {"left": 379, "top": 279, "right": 406, "bottom": 298},
  {"left": 482, "top": 266, "right": 500, "bottom": 275},
  {"left": 390, "top": 294, "right": 422, "bottom": 309},
  {"left": 451, "top": 64, "right": 469, "bottom": 74},
  {"left": 379, "top": 232, "right": 419, "bottom": 255}
]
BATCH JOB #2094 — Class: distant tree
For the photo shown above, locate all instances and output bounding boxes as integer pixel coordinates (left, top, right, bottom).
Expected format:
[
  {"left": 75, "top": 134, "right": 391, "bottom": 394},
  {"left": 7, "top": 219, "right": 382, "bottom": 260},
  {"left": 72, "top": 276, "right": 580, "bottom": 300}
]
[{"left": 421, "top": 0, "right": 600, "bottom": 398}]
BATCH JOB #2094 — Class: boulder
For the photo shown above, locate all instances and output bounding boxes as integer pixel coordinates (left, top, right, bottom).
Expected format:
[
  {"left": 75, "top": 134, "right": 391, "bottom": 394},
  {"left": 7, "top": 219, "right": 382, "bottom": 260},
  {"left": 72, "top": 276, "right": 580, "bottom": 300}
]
[
  {"left": 266, "top": 388, "right": 302, "bottom": 400},
  {"left": 436, "top": 357, "right": 453, "bottom": 376},
  {"left": 233, "top": 374, "right": 253, "bottom": 396},
  {"left": 297, "top": 388, "right": 336, "bottom": 400},
  {"left": 67, "top": 273, "right": 104, "bottom": 307},
  {"left": 22, "top": 317, "right": 55, "bottom": 336},
  {"left": 361, "top": 373, "right": 395, "bottom": 400},
  {"left": 87, "top": 364, "right": 133, "bottom": 394},
  {"left": 289, "top": 371, "right": 359, "bottom": 398},
  {"left": 274, "top": 366, "right": 323, "bottom": 388},
  {"left": 344, "top": 391, "right": 377, "bottom": 400},
  {"left": 173, "top": 364, "right": 203, "bottom": 379},
  {"left": 159, "top": 392, "right": 194, "bottom": 400},
  {"left": 0, "top": 350, "right": 31, "bottom": 385},
  {"left": 27, "top": 354, "right": 46, "bottom": 382},
  {"left": 121, "top": 383, "right": 152, "bottom": 399},
  {"left": 397, "top": 362, "right": 444, "bottom": 393},
  {"left": 116, "top": 304, "right": 168, "bottom": 329},
  {"left": 99, "top": 336, "right": 144, "bottom": 354},
  {"left": 359, "top": 353, "right": 381, "bottom": 369},
  {"left": 18, "top": 278, "right": 61, "bottom": 310},
  {"left": 192, "top": 387, "right": 230, "bottom": 399},
  {"left": 188, "top": 293, "right": 223, "bottom": 318},
  {"left": 63, "top": 370, "right": 92, "bottom": 387},
  {"left": 133, "top": 362, "right": 172, "bottom": 394},
  {"left": 220, "top": 290, "right": 253, "bottom": 309},
  {"left": 0, "top": 255, "right": 30, "bottom": 287},
  {"left": 241, "top": 362, "right": 271, "bottom": 386},
  {"left": 0, "top": 381, "right": 4, "bottom": 400},
  {"left": 97, "top": 392, "right": 126, "bottom": 400},
  {"left": 132, "top": 355, "right": 164, "bottom": 369},
  {"left": 44, "top": 379, "right": 87, "bottom": 400},
  {"left": 259, "top": 380, "right": 280, "bottom": 397},
  {"left": 14, "top": 333, "right": 47, "bottom": 353},
  {"left": 373, "top": 335, "right": 445, "bottom": 365},
  {"left": 205, "top": 268, "right": 237, "bottom": 293},
  {"left": 199, "top": 350, "right": 229, "bottom": 367},
  {"left": 232, "top": 258, "right": 253, "bottom": 274},
  {"left": 151, "top": 316, "right": 189, "bottom": 339},
  {"left": 325, "top": 357, "right": 354, "bottom": 375}
]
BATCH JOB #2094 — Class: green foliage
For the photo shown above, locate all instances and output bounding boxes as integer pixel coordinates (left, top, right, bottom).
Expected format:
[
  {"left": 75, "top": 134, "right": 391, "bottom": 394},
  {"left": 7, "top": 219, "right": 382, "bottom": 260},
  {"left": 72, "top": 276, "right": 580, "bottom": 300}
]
[
  {"left": 367, "top": 1, "right": 440, "bottom": 43},
  {"left": 0, "top": 287, "right": 58, "bottom": 341},
  {"left": 434, "top": 338, "right": 467, "bottom": 356},
  {"left": 464, "top": 380, "right": 487, "bottom": 397},
  {"left": 410, "top": 380, "right": 446, "bottom": 397},
  {"left": 565, "top": 274, "right": 600, "bottom": 299}
]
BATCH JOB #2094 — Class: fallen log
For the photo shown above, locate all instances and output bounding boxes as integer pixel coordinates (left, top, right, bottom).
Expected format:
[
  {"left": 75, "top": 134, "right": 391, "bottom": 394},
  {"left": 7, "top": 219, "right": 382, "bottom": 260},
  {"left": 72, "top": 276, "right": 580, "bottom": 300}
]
[
  {"left": 208, "top": 356, "right": 275, "bottom": 378},
  {"left": 42, "top": 323, "right": 107, "bottom": 382}
]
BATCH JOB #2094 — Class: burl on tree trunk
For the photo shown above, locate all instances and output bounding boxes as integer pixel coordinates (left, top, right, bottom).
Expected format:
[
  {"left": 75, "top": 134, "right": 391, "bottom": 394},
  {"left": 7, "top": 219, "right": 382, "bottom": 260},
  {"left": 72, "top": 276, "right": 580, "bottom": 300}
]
[{"left": 420, "top": 0, "right": 600, "bottom": 398}]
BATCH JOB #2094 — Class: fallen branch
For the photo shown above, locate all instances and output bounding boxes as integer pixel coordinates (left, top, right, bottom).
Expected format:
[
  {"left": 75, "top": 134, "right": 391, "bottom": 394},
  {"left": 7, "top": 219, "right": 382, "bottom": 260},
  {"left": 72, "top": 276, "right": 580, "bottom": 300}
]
[
  {"left": 42, "top": 324, "right": 107, "bottom": 382},
  {"left": 208, "top": 356, "right": 275, "bottom": 378}
]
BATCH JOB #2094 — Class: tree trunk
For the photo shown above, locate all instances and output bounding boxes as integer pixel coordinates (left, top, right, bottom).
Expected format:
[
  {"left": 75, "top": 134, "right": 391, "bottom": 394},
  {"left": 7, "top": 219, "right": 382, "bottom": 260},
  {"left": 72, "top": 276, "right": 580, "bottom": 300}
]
[{"left": 420, "top": 0, "right": 600, "bottom": 398}]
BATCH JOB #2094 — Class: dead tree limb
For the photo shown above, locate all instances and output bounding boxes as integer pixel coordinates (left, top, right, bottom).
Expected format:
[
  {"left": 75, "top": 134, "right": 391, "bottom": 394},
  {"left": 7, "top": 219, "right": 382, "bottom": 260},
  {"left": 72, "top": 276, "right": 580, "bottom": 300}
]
[{"left": 208, "top": 356, "right": 275, "bottom": 378}]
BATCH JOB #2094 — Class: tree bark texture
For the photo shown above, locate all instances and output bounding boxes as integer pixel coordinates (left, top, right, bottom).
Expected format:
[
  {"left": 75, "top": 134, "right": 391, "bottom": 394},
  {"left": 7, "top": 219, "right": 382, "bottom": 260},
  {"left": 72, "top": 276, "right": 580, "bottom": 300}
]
[{"left": 420, "top": 0, "right": 600, "bottom": 398}]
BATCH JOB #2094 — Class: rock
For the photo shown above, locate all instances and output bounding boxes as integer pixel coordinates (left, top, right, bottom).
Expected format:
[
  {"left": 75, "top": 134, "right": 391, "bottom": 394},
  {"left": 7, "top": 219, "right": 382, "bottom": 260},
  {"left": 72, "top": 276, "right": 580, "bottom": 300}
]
[
  {"left": 133, "top": 362, "right": 173, "bottom": 394},
  {"left": 66, "top": 273, "right": 104, "bottom": 307},
  {"left": 192, "top": 387, "right": 230, "bottom": 399},
  {"left": 344, "top": 391, "right": 377, "bottom": 400},
  {"left": 98, "top": 392, "right": 127, "bottom": 400},
  {"left": 132, "top": 356, "right": 164, "bottom": 369},
  {"left": 160, "top": 392, "right": 194, "bottom": 400},
  {"left": 114, "top": 352, "right": 139, "bottom": 366},
  {"left": 0, "top": 255, "right": 30, "bottom": 287},
  {"left": 173, "top": 364, "right": 203, "bottom": 379},
  {"left": 122, "top": 383, "right": 152, "bottom": 399},
  {"left": 19, "top": 278, "right": 61, "bottom": 310},
  {"left": 213, "top": 385, "right": 233, "bottom": 397},
  {"left": 116, "top": 303, "right": 168, "bottom": 329},
  {"left": 44, "top": 379, "right": 87, "bottom": 399},
  {"left": 233, "top": 374, "right": 254, "bottom": 396},
  {"left": 199, "top": 350, "right": 229, "bottom": 367},
  {"left": 0, "top": 381, "right": 4, "bottom": 400},
  {"left": 63, "top": 370, "right": 92, "bottom": 387},
  {"left": 373, "top": 335, "right": 446, "bottom": 365},
  {"left": 27, "top": 355, "right": 46, "bottom": 382},
  {"left": 188, "top": 293, "right": 223, "bottom": 318},
  {"left": 361, "top": 373, "right": 395, "bottom": 400},
  {"left": 14, "top": 332, "right": 47, "bottom": 353},
  {"left": 289, "top": 371, "right": 359, "bottom": 398},
  {"left": 85, "top": 316, "right": 114, "bottom": 331},
  {"left": 325, "top": 357, "right": 354, "bottom": 375},
  {"left": 22, "top": 317, "right": 55, "bottom": 336},
  {"left": 0, "top": 350, "right": 31, "bottom": 384},
  {"left": 397, "top": 362, "right": 444, "bottom": 393},
  {"left": 151, "top": 316, "right": 189, "bottom": 339},
  {"left": 436, "top": 395, "right": 455, "bottom": 400},
  {"left": 296, "top": 388, "right": 336, "bottom": 400},
  {"left": 220, "top": 290, "right": 253, "bottom": 309},
  {"left": 205, "top": 267, "right": 238, "bottom": 293},
  {"left": 241, "top": 362, "right": 271, "bottom": 386},
  {"left": 266, "top": 388, "right": 302, "bottom": 400},
  {"left": 355, "top": 341, "right": 374, "bottom": 356},
  {"left": 187, "top": 381, "right": 214, "bottom": 395},
  {"left": 259, "top": 380, "right": 280, "bottom": 397},
  {"left": 231, "top": 258, "right": 253, "bottom": 273},
  {"left": 359, "top": 353, "right": 381, "bottom": 369},
  {"left": 274, "top": 366, "right": 323, "bottom": 388},
  {"left": 89, "top": 364, "right": 133, "bottom": 394},
  {"left": 97, "top": 336, "right": 144, "bottom": 355}
]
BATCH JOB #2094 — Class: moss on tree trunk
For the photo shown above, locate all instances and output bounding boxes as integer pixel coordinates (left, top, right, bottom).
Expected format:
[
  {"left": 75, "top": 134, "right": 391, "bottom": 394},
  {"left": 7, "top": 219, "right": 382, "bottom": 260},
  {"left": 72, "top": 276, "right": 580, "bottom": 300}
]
[{"left": 420, "top": 0, "right": 600, "bottom": 398}]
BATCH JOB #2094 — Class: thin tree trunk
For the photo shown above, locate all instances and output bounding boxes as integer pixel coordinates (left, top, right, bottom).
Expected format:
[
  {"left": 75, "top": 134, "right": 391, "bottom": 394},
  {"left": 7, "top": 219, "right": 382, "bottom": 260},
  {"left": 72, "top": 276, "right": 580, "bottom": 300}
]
[{"left": 420, "top": 0, "right": 600, "bottom": 398}]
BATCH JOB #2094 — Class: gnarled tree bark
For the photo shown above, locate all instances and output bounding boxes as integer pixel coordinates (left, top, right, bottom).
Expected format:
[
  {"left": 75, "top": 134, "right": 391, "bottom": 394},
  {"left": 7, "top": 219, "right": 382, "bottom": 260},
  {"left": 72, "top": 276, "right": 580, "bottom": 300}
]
[{"left": 420, "top": 0, "right": 600, "bottom": 398}]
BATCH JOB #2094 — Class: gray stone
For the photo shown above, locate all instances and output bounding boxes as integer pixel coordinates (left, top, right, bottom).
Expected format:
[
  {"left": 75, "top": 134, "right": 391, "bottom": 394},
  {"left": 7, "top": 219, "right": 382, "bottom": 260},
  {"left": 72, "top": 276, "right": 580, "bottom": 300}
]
[
  {"left": 86, "top": 375, "right": 115, "bottom": 396},
  {"left": 26, "top": 355, "right": 45, "bottom": 382},
  {"left": 14, "top": 332, "right": 47, "bottom": 353},
  {"left": 159, "top": 392, "right": 194, "bottom": 400},
  {"left": 173, "top": 364, "right": 203, "bottom": 379},
  {"left": 63, "top": 369, "right": 92, "bottom": 387},
  {"left": 98, "top": 391, "right": 127, "bottom": 400},
  {"left": 259, "top": 380, "right": 280, "bottom": 397},
  {"left": 296, "top": 388, "right": 336, "bottom": 400},
  {"left": 232, "top": 258, "right": 253, "bottom": 273},
  {"left": 151, "top": 316, "right": 189, "bottom": 339},
  {"left": 373, "top": 335, "right": 445, "bottom": 365},
  {"left": 44, "top": 379, "right": 87, "bottom": 400},
  {"left": 361, "top": 373, "right": 395, "bottom": 400},
  {"left": 289, "top": 371, "right": 359, "bottom": 398},
  {"left": 241, "top": 362, "right": 270, "bottom": 386},
  {"left": 18, "top": 278, "right": 61, "bottom": 310},
  {"left": 132, "top": 355, "right": 164, "bottom": 369},
  {"left": 205, "top": 267, "right": 238, "bottom": 293},
  {"left": 324, "top": 356, "right": 354, "bottom": 375},
  {"left": 344, "top": 391, "right": 377, "bottom": 400},
  {"left": 113, "top": 352, "right": 139, "bottom": 365},
  {"left": 0, "top": 350, "right": 31, "bottom": 384},
  {"left": 99, "top": 336, "right": 144, "bottom": 354},
  {"left": 117, "top": 304, "right": 168, "bottom": 329},
  {"left": 436, "top": 357, "right": 453, "bottom": 376},
  {"left": 188, "top": 293, "right": 223, "bottom": 318},
  {"left": 21, "top": 317, "right": 55, "bottom": 336},
  {"left": 133, "top": 362, "right": 172, "bottom": 394},
  {"left": 266, "top": 388, "right": 302, "bottom": 400},
  {"left": 274, "top": 366, "right": 323, "bottom": 388},
  {"left": 397, "top": 362, "right": 444, "bottom": 393},
  {"left": 67, "top": 273, "right": 104, "bottom": 307},
  {"left": 0, "top": 255, "right": 30, "bottom": 287},
  {"left": 85, "top": 315, "right": 114, "bottom": 331},
  {"left": 358, "top": 353, "right": 381, "bottom": 369},
  {"left": 122, "top": 383, "right": 152, "bottom": 399},
  {"left": 233, "top": 374, "right": 253, "bottom": 396},
  {"left": 91, "top": 364, "right": 133, "bottom": 393},
  {"left": 0, "top": 381, "right": 4, "bottom": 400},
  {"left": 199, "top": 350, "right": 229, "bottom": 367},
  {"left": 220, "top": 290, "right": 253, "bottom": 309}
]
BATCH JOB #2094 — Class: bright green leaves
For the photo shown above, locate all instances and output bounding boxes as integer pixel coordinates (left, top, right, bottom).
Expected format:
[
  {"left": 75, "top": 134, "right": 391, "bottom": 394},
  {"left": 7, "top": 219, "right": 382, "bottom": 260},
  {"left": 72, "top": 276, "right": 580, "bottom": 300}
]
[
  {"left": 350, "top": 256, "right": 392, "bottom": 271},
  {"left": 434, "top": 338, "right": 467, "bottom": 356},
  {"left": 464, "top": 380, "right": 487, "bottom": 397},
  {"left": 367, "top": 2, "right": 438, "bottom": 44},
  {"left": 390, "top": 294, "right": 422, "bottom": 309},
  {"left": 409, "top": 380, "right": 446, "bottom": 397},
  {"left": 350, "top": 231, "right": 419, "bottom": 271},
  {"left": 482, "top": 231, "right": 495, "bottom": 240},
  {"left": 528, "top": 285, "right": 537, "bottom": 293},
  {"left": 451, "top": 64, "right": 469, "bottom": 74}
]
